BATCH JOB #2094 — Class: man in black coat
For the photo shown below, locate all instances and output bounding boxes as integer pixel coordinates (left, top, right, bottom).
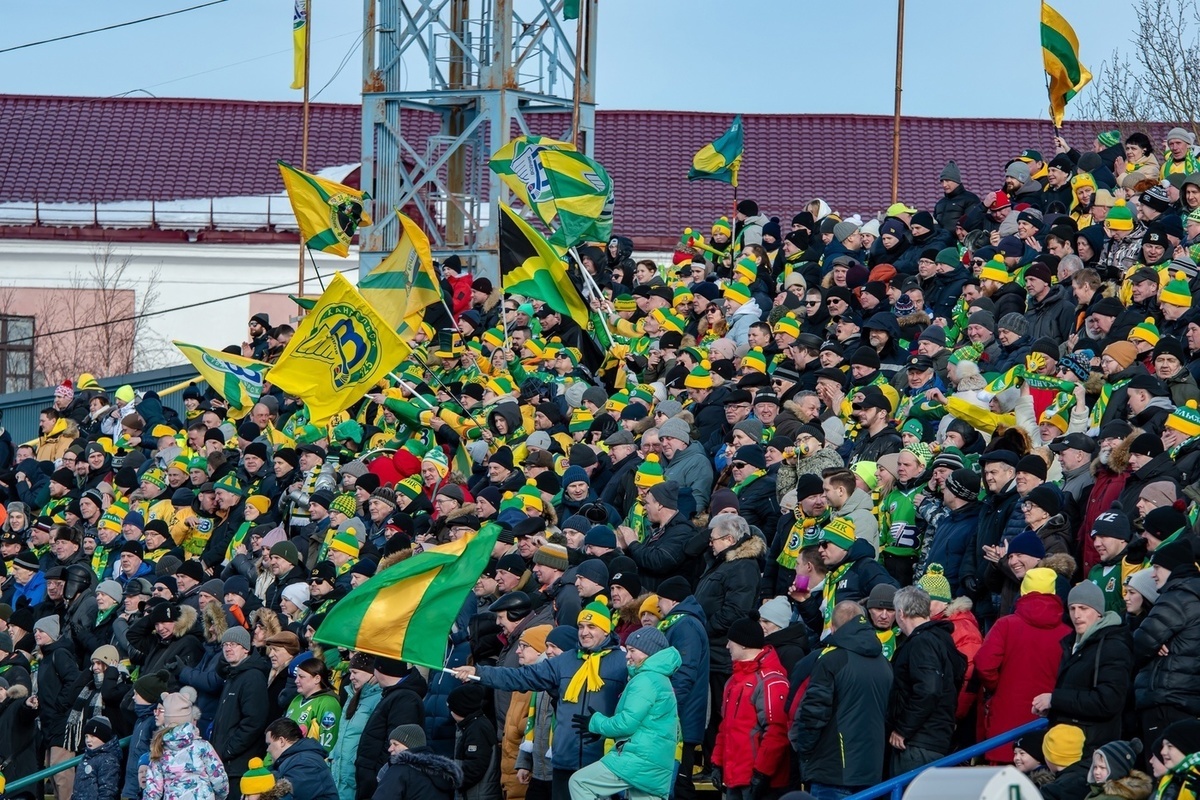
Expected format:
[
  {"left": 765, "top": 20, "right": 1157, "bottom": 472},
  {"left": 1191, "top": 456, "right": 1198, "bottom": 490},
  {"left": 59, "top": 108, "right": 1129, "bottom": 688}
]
[
  {"left": 356, "top": 658, "right": 428, "bottom": 799},
  {"left": 33, "top": 616, "right": 81, "bottom": 800},
  {"left": 792, "top": 602, "right": 893, "bottom": 795},
  {"left": 618, "top": 481, "right": 696, "bottom": 590},
  {"left": 727, "top": 445, "right": 780, "bottom": 541},
  {"left": 887, "top": 587, "right": 966, "bottom": 773},
  {"left": 210, "top": 627, "right": 270, "bottom": 783}
]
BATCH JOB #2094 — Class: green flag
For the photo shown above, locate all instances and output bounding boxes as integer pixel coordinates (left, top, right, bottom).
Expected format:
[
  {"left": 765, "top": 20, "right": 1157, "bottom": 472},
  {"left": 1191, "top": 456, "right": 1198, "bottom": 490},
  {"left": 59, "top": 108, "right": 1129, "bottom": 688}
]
[{"left": 689, "top": 115, "right": 744, "bottom": 187}]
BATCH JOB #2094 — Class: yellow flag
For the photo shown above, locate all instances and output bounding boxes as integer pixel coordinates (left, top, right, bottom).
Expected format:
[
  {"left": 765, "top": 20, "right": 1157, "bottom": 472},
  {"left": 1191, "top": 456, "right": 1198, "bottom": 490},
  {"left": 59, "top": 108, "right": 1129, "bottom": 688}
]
[
  {"left": 172, "top": 342, "right": 270, "bottom": 415},
  {"left": 359, "top": 211, "right": 438, "bottom": 331},
  {"left": 278, "top": 161, "right": 371, "bottom": 257},
  {"left": 1041, "top": 2, "right": 1091, "bottom": 128},
  {"left": 291, "top": 1, "right": 307, "bottom": 90},
  {"left": 267, "top": 273, "right": 410, "bottom": 423}
]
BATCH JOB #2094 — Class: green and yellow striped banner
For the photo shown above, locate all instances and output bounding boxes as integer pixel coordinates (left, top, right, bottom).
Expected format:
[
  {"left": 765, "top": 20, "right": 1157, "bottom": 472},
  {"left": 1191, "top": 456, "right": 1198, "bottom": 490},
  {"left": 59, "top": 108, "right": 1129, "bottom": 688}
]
[
  {"left": 172, "top": 341, "right": 270, "bottom": 414},
  {"left": 1041, "top": 2, "right": 1091, "bottom": 128},
  {"left": 312, "top": 524, "right": 500, "bottom": 665}
]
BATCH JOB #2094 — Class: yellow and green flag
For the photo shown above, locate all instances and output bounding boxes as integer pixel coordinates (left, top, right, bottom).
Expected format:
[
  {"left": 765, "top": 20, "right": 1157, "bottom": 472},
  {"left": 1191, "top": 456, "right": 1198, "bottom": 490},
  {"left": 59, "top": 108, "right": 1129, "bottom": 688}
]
[
  {"left": 278, "top": 161, "right": 371, "bottom": 257},
  {"left": 689, "top": 115, "right": 744, "bottom": 187},
  {"left": 489, "top": 135, "right": 614, "bottom": 247},
  {"left": 1041, "top": 2, "right": 1091, "bottom": 128},
  {"left": 172, "top": 341, "right": 270, "bottom": 415},
  {"left": 312, "top": 525, "right": 500, "bottom": 664},
  {"left": 499, "top": 203, "right": 588, "bottom": 321},
  {"left": 291, "top": 0, "right": 307, "bottom": 90},
  {"left": 268, "top": 272, "right": 410, "bottom": 424},
  {"left": 358, "top": 211, "right": 441, "bottom": 332}
]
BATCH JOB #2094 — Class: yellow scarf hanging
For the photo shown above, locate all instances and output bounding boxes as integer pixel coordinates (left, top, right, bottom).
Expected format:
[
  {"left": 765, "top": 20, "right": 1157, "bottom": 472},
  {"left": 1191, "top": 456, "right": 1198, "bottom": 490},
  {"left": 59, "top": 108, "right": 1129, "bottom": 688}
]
[{"left": 563, "top": 649, "right": 611, "bottom": 703}]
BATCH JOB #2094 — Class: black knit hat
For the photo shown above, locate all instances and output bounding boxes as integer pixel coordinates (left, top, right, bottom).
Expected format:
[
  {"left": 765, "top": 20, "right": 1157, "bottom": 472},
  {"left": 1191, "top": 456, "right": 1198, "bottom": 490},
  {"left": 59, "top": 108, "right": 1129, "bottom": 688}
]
[
  {"left": 726, "top": 618, "right": 765, "bottom": 649},
  {"left": 656, "top": 576, "right": 692, "bottom": 603},
  {"left": 1144, "top": 506, "right": 1188, "bottom": 541},
  {"left": 1152, "top": 540, "right": 1197, "bottom": 574},
  {"left": 83, "top": 716, "right": 115, "bottom": 744}
]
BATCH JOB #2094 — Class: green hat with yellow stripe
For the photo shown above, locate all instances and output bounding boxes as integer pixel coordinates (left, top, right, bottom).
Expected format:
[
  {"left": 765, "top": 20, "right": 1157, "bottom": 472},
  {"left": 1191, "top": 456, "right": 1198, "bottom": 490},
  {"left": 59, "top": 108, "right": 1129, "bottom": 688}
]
[{"left": 1162, "top": 270, "right": 1193, "bottom": 308}]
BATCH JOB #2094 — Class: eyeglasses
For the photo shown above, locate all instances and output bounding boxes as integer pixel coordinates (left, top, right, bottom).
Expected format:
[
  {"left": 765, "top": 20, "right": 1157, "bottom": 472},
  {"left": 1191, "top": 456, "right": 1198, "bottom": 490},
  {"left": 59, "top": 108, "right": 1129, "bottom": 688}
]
[
  {"left": 709, "top": 533, "right": 730, "bottom": 542},
  {"left": 731, "top": 461, "right": 748, "bottom": 469},
  {"left": 817, "top": 541, "right": 831, "bottom": 549},
  {"left": 706, "top": 307, "right": 721, "bottom": 314}
]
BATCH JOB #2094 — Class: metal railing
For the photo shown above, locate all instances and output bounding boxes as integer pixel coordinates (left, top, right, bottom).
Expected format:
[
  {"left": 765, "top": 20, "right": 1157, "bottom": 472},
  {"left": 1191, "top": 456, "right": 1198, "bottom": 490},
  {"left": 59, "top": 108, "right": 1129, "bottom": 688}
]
[
  {"left": 844, "top": 718, "right": 1049, "bottom": 800},
  {"left": 8, "top": 736, "right": 132, "bottom": 792}
]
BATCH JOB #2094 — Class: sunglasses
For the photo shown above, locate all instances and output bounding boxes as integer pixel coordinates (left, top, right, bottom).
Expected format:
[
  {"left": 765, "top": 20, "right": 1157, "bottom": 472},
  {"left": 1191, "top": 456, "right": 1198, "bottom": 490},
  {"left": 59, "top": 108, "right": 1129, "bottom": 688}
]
[
  {"left": 731, "top": 461, "right": 748, "bottom": 469},
  {"left": 804, "top": 300, "right": 820, "bottom": 306},
  {"left": 706, "top": 307, "right": 721, "bottom": 314}
]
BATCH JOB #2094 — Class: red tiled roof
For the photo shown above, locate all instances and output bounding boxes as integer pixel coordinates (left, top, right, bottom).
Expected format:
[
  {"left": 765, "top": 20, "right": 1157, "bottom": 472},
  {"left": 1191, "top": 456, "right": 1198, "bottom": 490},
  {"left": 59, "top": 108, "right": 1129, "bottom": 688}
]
[{"left": 0, "top": 94, "right": 1170, "bottom": 246}]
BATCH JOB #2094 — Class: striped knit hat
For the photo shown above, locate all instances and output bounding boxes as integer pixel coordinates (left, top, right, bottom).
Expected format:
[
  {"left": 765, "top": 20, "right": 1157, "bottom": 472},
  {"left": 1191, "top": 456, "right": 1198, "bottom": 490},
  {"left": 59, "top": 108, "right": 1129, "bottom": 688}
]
[
  {"left": 634, "top": 454, "right": 665, "bottom": 488},
  {"left": 1130, "top": 318, "right": 1161, "bottom": 346},
  {"left": 1167, "top": 400, "right": 1200, "bottom": 438},
  {"left": 1161, "top": 271, "right": 1193, "bottom": 308},
  {"left": 723, "top": 282, "right": 752, "bottom": 304}
]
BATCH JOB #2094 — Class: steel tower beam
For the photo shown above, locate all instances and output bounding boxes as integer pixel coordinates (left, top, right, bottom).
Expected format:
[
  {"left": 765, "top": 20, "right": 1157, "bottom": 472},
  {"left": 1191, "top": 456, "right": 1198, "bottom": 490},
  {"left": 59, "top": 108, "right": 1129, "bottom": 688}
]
[{"left": 358, "top": 0, "right": 597, "bottom": 279}]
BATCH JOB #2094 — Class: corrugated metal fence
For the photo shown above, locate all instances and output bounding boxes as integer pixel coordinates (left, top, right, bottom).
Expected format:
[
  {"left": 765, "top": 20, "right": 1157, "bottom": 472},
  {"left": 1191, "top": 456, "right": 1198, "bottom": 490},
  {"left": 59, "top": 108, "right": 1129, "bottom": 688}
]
[{"left": 0, "top": 364, "right": 200, "bottom": 444}]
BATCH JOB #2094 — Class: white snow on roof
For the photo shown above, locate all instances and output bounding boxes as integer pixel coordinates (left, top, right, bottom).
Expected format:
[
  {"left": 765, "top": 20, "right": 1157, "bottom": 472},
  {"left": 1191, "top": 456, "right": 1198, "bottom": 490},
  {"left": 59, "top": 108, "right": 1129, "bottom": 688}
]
[{"left": 0, "top": 163, "right": 360, "bottom": 232}]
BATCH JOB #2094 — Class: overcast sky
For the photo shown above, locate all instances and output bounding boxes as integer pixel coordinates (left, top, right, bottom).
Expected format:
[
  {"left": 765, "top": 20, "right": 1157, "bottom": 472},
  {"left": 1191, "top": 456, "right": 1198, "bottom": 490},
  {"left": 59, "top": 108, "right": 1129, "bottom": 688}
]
[{"left": 2, "top": 0, "right": 1136, "bottom": 119}]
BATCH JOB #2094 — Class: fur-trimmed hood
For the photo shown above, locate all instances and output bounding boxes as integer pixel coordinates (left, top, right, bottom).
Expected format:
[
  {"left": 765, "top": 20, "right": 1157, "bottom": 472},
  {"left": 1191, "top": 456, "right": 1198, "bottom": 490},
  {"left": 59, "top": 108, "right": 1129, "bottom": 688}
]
[
  {"left": 202, "top": 599, "right": 228, "bottom": 643},
  {"left": 1093, "top": 431, "right": 1135, "bottom": 477},
  {"left": 479, "top": 288, "right": 503, "bottom": 313},
  {"left": 1040, "top": 551, "right": 1077, "bottom": 579},
  {"left": 721, "top": 534, "right": 766, "bottom": 563},
  {"left": 944, "top": 596, "right": 974, "bottom": 616},
  {"left": 1093, "top": 769, "right": 1153, "bottom": 800},
  {"left": 389, "top": 747, "right": 463, "bottom": 788},
  {"left": 249, "top": 608, "right": 282, "bottom": 640},
  {"left": 896, "top": 310, "right": 931, "bottom": 330},
  {"left": 168, "top": 603, "right": 199, "bottom": 639},
  {"left": 259, "top": 778, "right": 294, "bottom": 800},
  {"left": 378, "top": 548, "right": 413, "bottom": 572},
  {"left": 4, "top": 683, "right": 29, "bottom": 701}
]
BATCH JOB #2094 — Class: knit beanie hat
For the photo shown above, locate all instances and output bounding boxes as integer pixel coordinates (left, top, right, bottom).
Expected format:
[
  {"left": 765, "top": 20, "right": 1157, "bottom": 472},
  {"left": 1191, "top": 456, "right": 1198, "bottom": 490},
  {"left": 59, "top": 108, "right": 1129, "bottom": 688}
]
[
  {"left": 1067, "top": 580, "right": 1106, "bottom": 616},
  {"left": 917, "top": 564, "right": 953, "bottom": 603},
  {"left": 160, "top": 691, "right": 194, "bottom": 726},
  {"left": 639, "top": 595, "right": 662, "bottom": 620},
  {"left": 519, "top": 624, "right": 553, "bottom": 654},
  {"left": 1091, "top": 508, "right": 1133, "bottom": 542},
  {"left": 533, "top": 544, "right": 569, "bottom": 572},
  {"left": 656, "top": 576, "right": 691, "bottom": 603},
  {"left": 979, "top": 258, "right": 1011, "bottom": 284},
  {"left": 576, "top": 600, "right": 613, "bottom": 634},
  {"left": 819, "top": 517, "right": 856, "bottom": 550},
  {"left": 1152, "top": 540, "right": 1196, "bottom": 574},
  {"left": 389, "top": 724, "right": 427, "bottom": 749},
  {"left": 330, "top": 493, "right": 358, "bottom": 518},
  {"left": 221, "top": 626, "right": 252, "bottom": 652},
  {"left": 134, "top": 670, "right": 169, "bottom": 704},
  {"left": 998, "top": 312, "right": 1028, "bottom": 337},
  {"left": 330, "top": 521, "right": 362, "bottom": 557},
  {"left": 1020, "top": 567, "right": 1058, "bottom": 596},
  {"left": 1130, "top": 318, "right": 1161, "bottom": 347},
  {"left": 1097, "top": 739, "right": 1143, "bottom": 782},
  {"left": 1105, "top": 199, "right": 1134, "bottom": 231},
  {"left": 1126, "top": 568, "right": 1160, "bottom": 605},
  {"left": 625, "top": 626, "right": 669, "bottom": 657},
  {"left": 723, "top": 282, "right": 752, "bottom": 305},
  {"left": 1043, "top": 724, "right": 1085, "bottom": 767},
  {"left": 1162, "top": 270, "right": 1193, "bottom": 308},
  {"left": 83, "top": 716, "right": 115, "bottom": 744},
  {"left": 1097, "top": 129, "right": 1121, "bottom": 148},
  {"left": 1167, "top": 400, "right": 1200, "bottom": 439},
  {"left": 944, "top": 469, "right": 981, "bottom": 502},
  {"left": 240, "top": 759, "right": 276, "bottom": 795},
  {"left": 422, "top": 446, "right": 449, "bottom": 478},
  {"left": 726, "top": 618, "right": 766, "bottom": 649},
  {"left": 1015, "top": 731, "right": 1047, "bottom": 765},
  {"left": 1103, "top": 341, "right": 1138, "bottom": 371},
  {"left": 34, "top": 616, "right": 60, "bottom": 641}
]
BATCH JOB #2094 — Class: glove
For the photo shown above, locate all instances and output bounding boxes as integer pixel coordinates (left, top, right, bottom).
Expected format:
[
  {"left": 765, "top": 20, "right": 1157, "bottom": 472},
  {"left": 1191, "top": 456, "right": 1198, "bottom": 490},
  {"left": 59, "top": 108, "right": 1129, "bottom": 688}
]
[
  {"left": 571, "top": 712, "right": 598, "bottom": 740},
  {"left": 710, "top": 768, "right": 724, "bottom": 793},
  {"left": 164, "top": 657, "right": 182, "bottom": 673},
  {"left": 962, "top": 574, "right": 981, "bottom": 598},
  {"left": 749, "top": 771, "right": 769, "bottom": 800}
]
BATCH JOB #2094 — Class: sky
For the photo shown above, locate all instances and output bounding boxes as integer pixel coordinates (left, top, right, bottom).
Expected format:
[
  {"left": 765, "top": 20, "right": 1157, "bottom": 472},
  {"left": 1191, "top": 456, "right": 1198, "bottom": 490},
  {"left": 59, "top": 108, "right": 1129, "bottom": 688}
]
[{"left": 0, "top": 0, "right": 1140, "bottom": 120}]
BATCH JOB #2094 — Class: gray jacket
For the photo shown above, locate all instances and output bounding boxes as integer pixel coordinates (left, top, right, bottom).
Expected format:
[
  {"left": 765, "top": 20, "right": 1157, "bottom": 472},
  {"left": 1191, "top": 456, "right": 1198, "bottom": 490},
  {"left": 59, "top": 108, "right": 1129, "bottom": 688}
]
[
  {"left": 837, "top": 489, "right": 880, "bottom": 549},
  {"left": 664, "top": 441, "right": 715, "bottom": 514}
]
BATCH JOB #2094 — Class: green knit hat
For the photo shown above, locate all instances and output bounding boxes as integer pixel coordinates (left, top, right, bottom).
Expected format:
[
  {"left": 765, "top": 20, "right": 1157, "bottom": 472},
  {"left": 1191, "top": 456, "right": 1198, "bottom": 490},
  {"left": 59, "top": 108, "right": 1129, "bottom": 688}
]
[
  {"left": 330, "top": 493, "right": 358, "bottom": 517},
  {"left": 651, "top": 308, "right": 686, "bottom": 334},
  {"left": 142, "top": 468, "right": 167, "bottom": 490},
  {"left": 1105, "top": 199, "right": 1134, "bottom": 231},
  {"left": 917, "top": 564, "right": 953, "bottom": 603},
  {"left": 734, "top": 256, "right": 758, "bottom": 283},
  {"left": 1097, "top": 129, "right": 1122, "bottom": 148},
  {"left": 819, "top": 517, "right": 856, "bottom": 550},
  {"left": 187, "top": 456, "right": 208, "bottom": 473},
  {"left": 397, "top": 474, "right": 424, "bottom": 501},
  {"left": 1161, "top": 270, "right": 1193, "bottom": 308},
  {"left": 903, "top": 442, "right": 933, "bottom": 467},
  {"left": 293, "top": 423, "right": 326, "bottom": 445},
  {"left": 634, "top": 453, "right": 665, "bottom": 488},
  {"left": 741, "top": 347, "right": 768, "bottom": 374},
  {"left": 629, "top": 385, "right": 654, "bottom": 407},
  {"left": 329, "top": 525, "right": 361, "bottom": 558},
  {"left": 240, "top": 758, "right": 276, "bottom": 796},
  {"left": 569, "top": 408, "right": 594, "bottom": 434},
  {"left": 214, "top": 474, "right": 244, "bottom": 497},
  {"left": 723, "top": 281, "right": 752, "bottom": 305},
  {"left": 935, "top": 247, "right": 960, "bottom": 268}
]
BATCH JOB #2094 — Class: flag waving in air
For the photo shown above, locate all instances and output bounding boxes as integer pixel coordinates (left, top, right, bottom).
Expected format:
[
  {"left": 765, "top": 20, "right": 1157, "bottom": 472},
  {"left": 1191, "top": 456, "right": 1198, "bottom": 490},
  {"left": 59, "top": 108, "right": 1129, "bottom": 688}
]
[
  {"left": 498, "top": 203, "right": 589, "bottom": 321},
  {"left": 689, "top": 115, "right": 744, "bottom": 187},
  {"left": 313, "top": 525, "right": 501, "bottom": 664},
  {"left": 489, "top": 136, "right": 614, "bottom": 248},
  {"left": 358, "top": 211, "right": 440, "bottom": 332},
  {"left": 291, "top": 0, "right": 307, "bottom": 90},
  {"left": 268, "top": 272, "right": 409, "bottom": 423},
  {"left": 278, "top": 161, "right": 371, "bottom": 257},
  {"left": 173, "top": 342, "right": 270, "bottom": 415},
  {"left": 1041, "top": 2, "right": 1091, "bottom": 128}
]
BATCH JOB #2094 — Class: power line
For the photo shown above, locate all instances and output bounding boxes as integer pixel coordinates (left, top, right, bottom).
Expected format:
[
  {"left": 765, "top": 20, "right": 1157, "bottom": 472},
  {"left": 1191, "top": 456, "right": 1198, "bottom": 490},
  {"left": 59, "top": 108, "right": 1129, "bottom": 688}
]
[
  {"left": 6, "top": 267, "right": 357, "bottom": 346},
  {"left": 0, "top": 1, "right": 231, "bottom": 56}
]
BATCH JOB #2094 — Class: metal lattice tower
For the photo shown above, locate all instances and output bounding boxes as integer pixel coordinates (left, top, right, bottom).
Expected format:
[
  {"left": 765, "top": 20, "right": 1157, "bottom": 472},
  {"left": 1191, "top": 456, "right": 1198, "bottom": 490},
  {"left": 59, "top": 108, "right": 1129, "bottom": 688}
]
[{"left": 358, "top": 0, "right": 597, "bottom": 278}]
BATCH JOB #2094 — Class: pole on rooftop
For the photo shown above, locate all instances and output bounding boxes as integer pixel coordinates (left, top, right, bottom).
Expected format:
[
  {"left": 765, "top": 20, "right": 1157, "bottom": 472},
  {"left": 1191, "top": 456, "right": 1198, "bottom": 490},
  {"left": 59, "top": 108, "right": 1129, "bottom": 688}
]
[
  {"left": 890, "top": 0, "right": 904, "bottom": 205},
  {"left": 298, "top": 0, "right": 313, "bottom": 299}
]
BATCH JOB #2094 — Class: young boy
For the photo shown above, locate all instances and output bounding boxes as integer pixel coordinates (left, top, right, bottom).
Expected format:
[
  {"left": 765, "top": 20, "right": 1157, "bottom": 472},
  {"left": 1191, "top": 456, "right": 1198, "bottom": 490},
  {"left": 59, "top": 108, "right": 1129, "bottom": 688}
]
[
  {"left": 448, "top": 683, "right": 497, "bottom": 800},
  {"left": 72, "top": 717, "right": 121, "bottom": 800},
  {"left": 374, "top": 725, "right": 460, "bottom": 800}
]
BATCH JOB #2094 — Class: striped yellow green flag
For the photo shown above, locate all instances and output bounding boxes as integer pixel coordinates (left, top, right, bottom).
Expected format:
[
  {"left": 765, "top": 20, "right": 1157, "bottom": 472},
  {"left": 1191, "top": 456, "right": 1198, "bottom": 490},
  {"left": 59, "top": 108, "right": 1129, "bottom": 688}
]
[
  {"left": 489, "top": 136, "right": 614, "bottom": 247},
  {"left": 358, "top": 211, "right": 440, "bottom": 332},
  {"left": 499, "top": 203, "right": 589, "bottom": 320},
  {"left": 313, "top": 525, "right": 501, "bottom": 664},
  {"left": 172, "top": 341, "right": 270, "bottom": 414},
  {"left": 268, "top": 272, "right": 410, "bottom": 424},
  {"left": 291, "top": 0, "right": 307, "bottom": 90},
  {"left": 278, "top": 161, "right": 371, "bottom": 257},
  {"left": 689, "top": 115, "right": 744, "bottom": 187},
  {"left": 1041, "top": 2, "right": 1091, "bottom": 128}
]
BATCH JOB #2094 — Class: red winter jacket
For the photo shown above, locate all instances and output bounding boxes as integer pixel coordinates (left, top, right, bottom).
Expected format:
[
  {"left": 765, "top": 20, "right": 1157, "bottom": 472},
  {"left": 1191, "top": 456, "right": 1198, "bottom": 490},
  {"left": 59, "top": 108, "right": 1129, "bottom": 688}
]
[
  {"left": 712, "top": 646, "right": 791, "bottom": 788},
  {"left": 1077, "top": 464, "right": 1127, "bottom": 572},
  {"left": 974, "top": 592, "right": 1070, "bottom": 762}
]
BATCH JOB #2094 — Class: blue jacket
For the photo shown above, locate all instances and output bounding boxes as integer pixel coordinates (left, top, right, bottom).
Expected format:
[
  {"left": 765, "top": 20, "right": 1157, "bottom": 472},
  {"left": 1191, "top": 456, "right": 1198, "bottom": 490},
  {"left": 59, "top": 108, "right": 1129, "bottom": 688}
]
[
  {"left": 75, "top": 737, "right": 122, "bottom": 800},
  {"left": 178, "top": 641, "right": 225, "bottom": 736},
  {"left": 11, "top": 571, "right": 45, "bottom": 609},
  {"left": 423, "top": 597, "right": 475, "bottom": 756},
  {"left": 122, "top": 699, "right": 157, "bottom": 800},
  {"left": 273, "top": 738, "right": 340, "bottom": 800},
  {"left": 476, "top": 637, "right": 628, "bottom": 770},
  {"left": 659, "top": 596, "right": 709, "bottom": 743},
  {"left": 331, "top": 682, "right": 382, "bottom": 800},
  {"left": 922, "top": 501, "right": 982, "bottom": 596}
]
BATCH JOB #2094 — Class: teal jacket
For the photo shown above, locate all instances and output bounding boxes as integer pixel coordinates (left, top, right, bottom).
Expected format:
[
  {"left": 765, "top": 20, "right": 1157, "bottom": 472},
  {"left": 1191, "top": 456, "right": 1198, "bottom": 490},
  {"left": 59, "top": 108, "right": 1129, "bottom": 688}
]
[
  {"left": 329, "top": 681, "right": 382, "bottom": 800},
  {"left": 588, "top": 647, "right": 682, "bottom": 797}
]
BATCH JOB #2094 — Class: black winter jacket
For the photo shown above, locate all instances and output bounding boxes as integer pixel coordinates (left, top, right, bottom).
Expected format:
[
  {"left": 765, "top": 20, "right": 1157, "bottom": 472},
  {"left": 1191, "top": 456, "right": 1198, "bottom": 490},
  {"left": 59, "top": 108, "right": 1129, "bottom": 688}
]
[
  {"left": 1049, "top": 613, "right": 1133, "bottom": 752},
  {"left": 934, "top": 185, "right": 981, "bottom": 233},
  {"left": 626, "top": 511, "right": 696, "bottom": 590},
  {"left": 848, "top": 424, "right": 902, "bottom": 468},
  {"left": 694, "top": 535, "right": 766, "bottom": 675},
  {"left": 1025, "top": 284, "right": 1077, "bottom": 342},
  {"left": 887, "top": 619, "right": 965, "bottom": 755},
  {"left": 791, "top": 617, "right": 893, "bottom": 788},
  {"left": 37, "top": 635, "right": 82, "bottom": 746},
  {"left": 372, "top": 747, "right": 461, "bottom": 800},
  {"left": 273, "top": 738, "right": 340, "bottom": 800},
  {"left": 357, "top": 669, "right": 428, "bottom": 799},
  {"left": 1132, "top": 570, "right": 1200, "bottom": 714},
  {"left": 210, "top": 651, "right": 270, "bottom": 777},
  {"left": 735, "top": 471, "right": 780, "bottom": 543},
  {"left": 826, "top": 538, "right": 899, "bottom": 608},
  {"left": 0, "top": 685, "right": 41, "bottom": 799}
]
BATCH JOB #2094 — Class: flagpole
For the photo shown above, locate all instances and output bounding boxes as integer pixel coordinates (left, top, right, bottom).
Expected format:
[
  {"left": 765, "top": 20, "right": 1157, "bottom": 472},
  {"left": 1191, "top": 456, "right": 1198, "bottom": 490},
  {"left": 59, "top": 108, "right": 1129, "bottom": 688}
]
[
  {"left": 570, "top": 0, "right": 586, "bottom": 148},
  {"left": 890, "top": 0, "right": 905, "bottom": 205},
  {"left": 570, "top": 246, "right": 614, "bottom": 343},
  {"left": 297, "top": 0, "right": 313, "bottom": 299}
]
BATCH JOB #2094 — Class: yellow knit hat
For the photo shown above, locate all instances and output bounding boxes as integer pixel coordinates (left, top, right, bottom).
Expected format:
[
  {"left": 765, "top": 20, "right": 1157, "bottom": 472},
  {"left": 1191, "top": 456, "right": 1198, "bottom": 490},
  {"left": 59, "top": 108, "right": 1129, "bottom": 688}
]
[
  {"left": 979, "top": 256, "right": 1011, "bottom": 284},
  {"left": 240, "top": 758, "right": 276, "bottom": 796},
  {"left": 1042, "top": 724, "right": 1085, "bottom": 767},
  {"left": 1020, "top": 567, "right": 1057, "bottom": 596},
  {"left": 1161, "top": 270, "right": 1193, "bottom": 308},
  {"left": 639, "top": 595, "right": 662, "bottom": 620},
  {"left": 1167, "top": 400, "right": 1200, "bottom": 438},
  {"left": 1130, "top": 317, "right": 1160, "bottom": 346}
]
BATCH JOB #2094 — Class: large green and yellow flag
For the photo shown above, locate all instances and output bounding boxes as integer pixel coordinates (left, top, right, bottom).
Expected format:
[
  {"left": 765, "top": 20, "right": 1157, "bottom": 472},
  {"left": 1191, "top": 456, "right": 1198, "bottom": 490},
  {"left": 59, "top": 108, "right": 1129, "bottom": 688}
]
[
  {"left": 291, "top": 0, "right": 307, "bottom": 90},
  {"left": 499, "top": 203, "right": 589, "bottom": 320},
  {"left": 689, "top": 115, "right": 744, "bottom": 187},
  {"left": 358, "top": 211, "right": 441, "bottom": 332},
  {"left": 489, "top": 136, "right": 614, "bottom": 248},
  {"left": 1041, "top": 2, "right": 1091, "bottom": 128},
  {"left": 313, "top": 524, "right": 500, "bottom": 664},
  {"left": 173, "top": 342, "right": 270, "bottom": 415},
  {"left": 278, "top": 161, "right": 371, "bottom": 257},
  {"left": 268, "top": 272, "right": 410, "bottom": 423}
]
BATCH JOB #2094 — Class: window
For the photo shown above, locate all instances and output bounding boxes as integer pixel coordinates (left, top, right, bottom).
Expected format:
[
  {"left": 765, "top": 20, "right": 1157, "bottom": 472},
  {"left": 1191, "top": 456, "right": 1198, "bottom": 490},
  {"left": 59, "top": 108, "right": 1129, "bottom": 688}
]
[{"left": 0, "top": 316, "right": 34, "bottom": 393}]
